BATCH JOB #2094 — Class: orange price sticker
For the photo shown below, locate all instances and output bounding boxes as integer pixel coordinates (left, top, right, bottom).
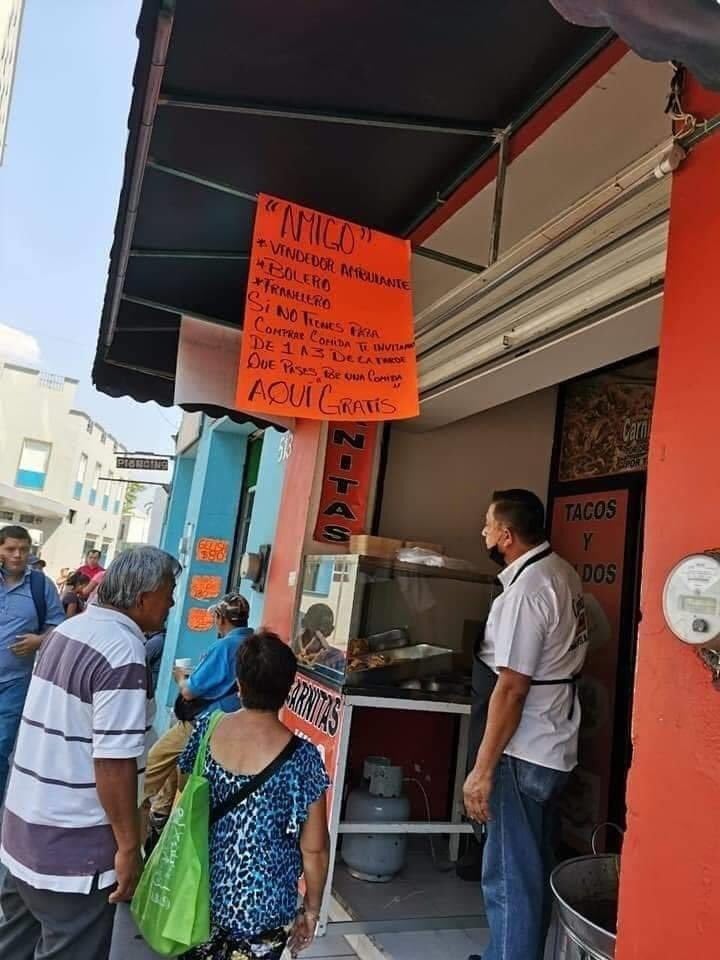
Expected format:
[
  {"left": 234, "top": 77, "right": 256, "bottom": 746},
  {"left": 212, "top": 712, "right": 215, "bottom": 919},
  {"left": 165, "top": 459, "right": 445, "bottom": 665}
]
[
  {"left": 236, "top": 194, "right": 419, "bottom": 422},
  {"left": 190, "top": 575, "right": 222, "bottom": 600},
  {"left": 195, "top": 538, "right": 229, "bottom": 564},
  {"left": 187, "top": 607, "right": 215, "bottom": 632}
]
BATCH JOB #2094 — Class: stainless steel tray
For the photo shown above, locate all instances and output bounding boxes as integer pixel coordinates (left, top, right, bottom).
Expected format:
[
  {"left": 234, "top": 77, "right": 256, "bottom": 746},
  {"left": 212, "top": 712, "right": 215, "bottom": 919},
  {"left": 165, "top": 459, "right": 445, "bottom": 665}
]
[{"left": 345, "top": 643, "right": 453, "bottom": 687}]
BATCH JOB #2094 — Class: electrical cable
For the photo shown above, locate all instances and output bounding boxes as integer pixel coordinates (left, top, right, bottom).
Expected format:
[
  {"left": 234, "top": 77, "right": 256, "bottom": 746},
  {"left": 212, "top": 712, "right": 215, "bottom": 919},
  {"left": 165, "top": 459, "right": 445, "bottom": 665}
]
[{"left": 403, "top": 778, "right": 455, "bottom": 873}]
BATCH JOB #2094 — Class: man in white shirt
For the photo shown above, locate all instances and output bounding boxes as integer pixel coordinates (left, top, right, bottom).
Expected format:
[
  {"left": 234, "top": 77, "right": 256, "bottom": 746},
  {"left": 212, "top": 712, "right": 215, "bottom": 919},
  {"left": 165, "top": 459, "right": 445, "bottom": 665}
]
[
  {"left": 464, "top": 489, "right": 589, "bottom": 960},
  {"left": 0, "top": 546, "right": 181, "bottom": 960}
]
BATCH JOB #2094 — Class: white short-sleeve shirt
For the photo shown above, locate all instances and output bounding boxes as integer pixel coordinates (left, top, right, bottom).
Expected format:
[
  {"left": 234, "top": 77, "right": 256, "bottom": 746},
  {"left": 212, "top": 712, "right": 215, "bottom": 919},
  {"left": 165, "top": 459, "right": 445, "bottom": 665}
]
[{"left": 479, "top": 542, "right": 589, "bottom": 772}]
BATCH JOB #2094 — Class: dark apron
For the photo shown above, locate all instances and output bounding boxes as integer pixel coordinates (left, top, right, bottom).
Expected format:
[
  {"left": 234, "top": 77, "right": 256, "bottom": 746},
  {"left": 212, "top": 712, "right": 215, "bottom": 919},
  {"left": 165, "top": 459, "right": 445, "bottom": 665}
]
[{"left": 468, "top": 547, "right": 579, "bottom": 766}]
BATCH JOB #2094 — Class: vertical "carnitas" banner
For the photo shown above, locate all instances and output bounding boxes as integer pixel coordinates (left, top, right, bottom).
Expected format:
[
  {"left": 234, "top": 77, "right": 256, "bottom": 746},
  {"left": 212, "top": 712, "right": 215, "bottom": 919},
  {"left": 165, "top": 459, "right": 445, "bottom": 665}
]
[{"left": 314, "top": 421, "right": 378, "bottom": 544}]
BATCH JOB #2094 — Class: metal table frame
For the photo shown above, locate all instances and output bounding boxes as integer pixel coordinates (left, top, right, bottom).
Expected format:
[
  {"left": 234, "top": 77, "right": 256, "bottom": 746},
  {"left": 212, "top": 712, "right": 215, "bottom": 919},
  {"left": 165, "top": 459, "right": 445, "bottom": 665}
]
[{"left": 318, "top": 692, "right": 483, "bottom": 938}]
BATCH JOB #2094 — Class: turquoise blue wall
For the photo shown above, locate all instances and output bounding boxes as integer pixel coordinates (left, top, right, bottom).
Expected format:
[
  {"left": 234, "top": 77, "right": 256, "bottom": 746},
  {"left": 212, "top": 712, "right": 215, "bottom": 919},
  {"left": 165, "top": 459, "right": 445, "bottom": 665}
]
[
  {"left": 155, "top": 419, "right": 287, "bottom": 731},
  {"left": 239, "top": 428, "right": 286, "bottom": 627},
  {"left": 162, "top": 453, "right": 196, "bottom": 560}
]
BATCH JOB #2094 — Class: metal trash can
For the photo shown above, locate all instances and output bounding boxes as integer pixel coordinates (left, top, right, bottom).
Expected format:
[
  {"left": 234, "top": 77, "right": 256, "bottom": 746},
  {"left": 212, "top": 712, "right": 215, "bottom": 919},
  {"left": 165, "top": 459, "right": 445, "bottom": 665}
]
[{"left": 548, "top": 854, "right": 619, "bottom": 960}]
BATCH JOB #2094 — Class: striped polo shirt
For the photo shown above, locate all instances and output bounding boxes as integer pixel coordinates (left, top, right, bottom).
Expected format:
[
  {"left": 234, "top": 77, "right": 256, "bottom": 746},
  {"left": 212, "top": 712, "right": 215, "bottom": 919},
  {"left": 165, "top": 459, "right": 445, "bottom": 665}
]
[{"left": 0, "top": 605, "right": 153, "bottom": 893}]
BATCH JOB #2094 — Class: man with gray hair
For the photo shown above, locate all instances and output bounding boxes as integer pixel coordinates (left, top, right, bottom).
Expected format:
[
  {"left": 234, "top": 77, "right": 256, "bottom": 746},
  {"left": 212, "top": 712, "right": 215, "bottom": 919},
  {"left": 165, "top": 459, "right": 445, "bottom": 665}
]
[{"left": 0, "top": 546, "right": 181, "bottom": 960}]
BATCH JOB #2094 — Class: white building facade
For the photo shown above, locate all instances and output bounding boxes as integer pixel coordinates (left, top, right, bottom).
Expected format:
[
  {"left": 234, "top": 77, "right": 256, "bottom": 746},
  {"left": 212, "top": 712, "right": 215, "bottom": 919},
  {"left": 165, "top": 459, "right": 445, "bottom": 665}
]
[
  {"left": 0, "top": 0, "right": 24, "bottom": 165},
  {"left": 0, "top": 361, "right": 127, "bottom": 576}
]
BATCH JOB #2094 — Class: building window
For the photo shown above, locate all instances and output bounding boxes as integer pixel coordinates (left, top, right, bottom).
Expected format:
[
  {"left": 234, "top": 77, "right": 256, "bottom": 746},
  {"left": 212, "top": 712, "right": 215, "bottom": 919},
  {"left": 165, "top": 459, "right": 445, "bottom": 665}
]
[
  {"left": 99, "top": 538, "right": 113, "bottom": 566},
  {"left": 38, "top": 371, "right": 64, "bottom": 392},
  {"left": 0, "top": 510, "right": 14, "bottom": 522},
  {"left": 16, "top": 440, "right": 51, "bottom": 491},
  {"left": 67, "top": 509, "right": 77, "bottom": 525},
  {"left": 19, "top": 514, "right": 40, "bottom": 525},
  {"left": 114, "top": 480, "right": 124, "bottom": 516},
  {"left": 89, "top": 462, "right": 101, "bottom": 506},
  {"left": 102, "top": 469, "right": 112, "bottom": 511},
  {"left": 82, "top": 536, "right": 97, "bottom": 559},
  {"left": 86, "top": 420, "right": 93, "bottom": 435},
  {"left": 302, "top": 557, "right": 334, "bottom": 596},
  {"left": 74, "top": 453, "right": 88, "bottom": 500}
]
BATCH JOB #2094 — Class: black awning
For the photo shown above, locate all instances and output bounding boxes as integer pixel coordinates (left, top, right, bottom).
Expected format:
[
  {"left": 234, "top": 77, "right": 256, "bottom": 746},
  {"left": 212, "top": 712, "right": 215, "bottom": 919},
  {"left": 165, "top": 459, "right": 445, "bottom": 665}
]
[{"left": 93, "top": 0, "right": 610, "bottom": 421}]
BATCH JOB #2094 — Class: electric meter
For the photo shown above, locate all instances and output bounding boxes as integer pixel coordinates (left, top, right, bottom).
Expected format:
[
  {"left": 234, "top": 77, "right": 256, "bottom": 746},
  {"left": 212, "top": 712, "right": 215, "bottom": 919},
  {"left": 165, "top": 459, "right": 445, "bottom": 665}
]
[{"left": 662, "top": 552, "right": 720, "bottom": 649}]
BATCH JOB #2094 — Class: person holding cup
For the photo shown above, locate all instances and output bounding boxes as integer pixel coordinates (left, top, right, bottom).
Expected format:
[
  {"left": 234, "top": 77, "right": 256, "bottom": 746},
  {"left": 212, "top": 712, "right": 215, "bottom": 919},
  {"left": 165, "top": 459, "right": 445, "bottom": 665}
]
[{"left": 142, "top": 593, "right": 252, "bottom": 848}]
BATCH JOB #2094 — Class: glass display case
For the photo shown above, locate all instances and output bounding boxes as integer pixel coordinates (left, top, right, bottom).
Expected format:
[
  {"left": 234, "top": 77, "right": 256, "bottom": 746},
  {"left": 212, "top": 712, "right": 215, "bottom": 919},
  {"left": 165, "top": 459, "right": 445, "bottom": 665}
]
[{"left": 293, "top": 553, "right": 497, "bottom": 689}]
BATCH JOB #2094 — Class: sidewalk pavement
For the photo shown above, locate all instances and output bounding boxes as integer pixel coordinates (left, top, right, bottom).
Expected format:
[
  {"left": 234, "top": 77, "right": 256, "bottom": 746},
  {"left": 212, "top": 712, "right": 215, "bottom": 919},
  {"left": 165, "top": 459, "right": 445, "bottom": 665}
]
[{"left": 111, "top": 903, "right": 360, "bottom": 960}]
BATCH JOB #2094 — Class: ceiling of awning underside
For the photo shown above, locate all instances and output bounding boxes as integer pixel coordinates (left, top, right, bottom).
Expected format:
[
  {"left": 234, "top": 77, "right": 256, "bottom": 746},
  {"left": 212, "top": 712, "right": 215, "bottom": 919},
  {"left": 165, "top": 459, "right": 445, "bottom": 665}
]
[{"left": 93, "top": 0, "right": 609, "bottom": 421}]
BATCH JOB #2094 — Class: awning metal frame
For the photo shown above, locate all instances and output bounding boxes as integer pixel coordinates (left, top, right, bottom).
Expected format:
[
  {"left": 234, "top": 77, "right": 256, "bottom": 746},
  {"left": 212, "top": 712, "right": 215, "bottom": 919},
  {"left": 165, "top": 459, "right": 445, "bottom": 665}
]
[
  {"left": 145, "top": 158, "right": 487, "bottom": 277},
  {"left": 120, "top": 293, "right": 234, "bottom": 329},
  {"left": 157, "top": 91, "right": 501, "bottom": 139},
  {"left": 129, "top": 248, "right": 250, "bottom": 260},
  {"left": 96, "top": 6, "right": 624, "bottom": 414},
  {"left": 488, "top": 127, "right": 510, "bottom": 265}
]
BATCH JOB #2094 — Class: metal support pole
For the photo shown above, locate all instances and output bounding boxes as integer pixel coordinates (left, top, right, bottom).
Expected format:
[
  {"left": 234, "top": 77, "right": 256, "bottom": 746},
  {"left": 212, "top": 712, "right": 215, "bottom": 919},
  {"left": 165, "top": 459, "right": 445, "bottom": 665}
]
[
  {"left": 120, "top": 293, "right": 236, "bottom": 329},
  {"left": 129, "top": 248, "right": 250, "bottom": 260},
  {"left": 413, "top": 246, "right": 485, "bottom": 274},
  {"left": 145, "top": 161, "right": 487, "bottom": 275},
  {"left": 450, "top": 712, "right": 471, "bottom": 861},
  {"left": 146, "top": 160, "right": 259, "bottom": 203},
  {"left": 158, "top": 93, "right": 498, "bottom": 139},
  {"left": 318, "top": 701, "right": 353, "bottom": 937},
  {"left": 488, "top": 128, "right": 510, "bottom": 265}
]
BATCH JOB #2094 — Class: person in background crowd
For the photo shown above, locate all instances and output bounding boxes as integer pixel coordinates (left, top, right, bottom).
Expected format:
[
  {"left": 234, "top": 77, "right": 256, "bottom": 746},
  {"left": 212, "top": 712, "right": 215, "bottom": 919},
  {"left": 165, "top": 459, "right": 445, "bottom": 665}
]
[
  {"left": 28, "top": 558, "right": 46, "bottom": 573},
  {"left": 77, "top": 548, "right": 104, "bottom": 582},
  {"left": 145, "top": 626, "right": 166, "bottom": 693},
  {"left": 83, "top": 568, "right": 106, "bottom": 606},
  {"left": 142, "top": 594, "right": 253, "bottom": 850},
  {"left": 464, "top": 490, "right": 590, "bottom": 960},
  {"left": 0, "top": 546, "right": 181, "bottom": 960},
  {"left": 61, "top": 571, "right": 91, "bottom": 618},
  {"left": 0, "top": 525, "right": 64, "bottom": 803},
  {"left": 177, "top": 631, "right": 330, "bottom": 960},
  {"left": 56, "top": 567, "right": 71, "bottom": 591}
]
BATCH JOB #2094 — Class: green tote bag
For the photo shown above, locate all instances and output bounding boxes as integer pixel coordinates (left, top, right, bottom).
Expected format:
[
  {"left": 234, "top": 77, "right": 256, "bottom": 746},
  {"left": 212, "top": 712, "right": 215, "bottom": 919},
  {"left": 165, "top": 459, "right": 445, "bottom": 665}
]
[{"left": 131, "top": 711, "right": 224, "bottom": 956}]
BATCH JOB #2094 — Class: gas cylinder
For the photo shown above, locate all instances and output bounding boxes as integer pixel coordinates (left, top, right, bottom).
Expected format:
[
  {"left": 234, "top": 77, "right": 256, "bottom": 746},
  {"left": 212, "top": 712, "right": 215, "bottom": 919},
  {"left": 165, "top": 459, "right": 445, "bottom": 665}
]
[{"left": 341, "top": 757, "right": 410, "bottom": 882}]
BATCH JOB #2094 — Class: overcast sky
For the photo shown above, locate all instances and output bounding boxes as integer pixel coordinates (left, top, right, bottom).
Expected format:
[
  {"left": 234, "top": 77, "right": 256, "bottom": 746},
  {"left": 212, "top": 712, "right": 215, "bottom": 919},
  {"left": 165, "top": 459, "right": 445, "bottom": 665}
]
[{"left": 0, "top": 0, "right": 179, "bottom": 455}]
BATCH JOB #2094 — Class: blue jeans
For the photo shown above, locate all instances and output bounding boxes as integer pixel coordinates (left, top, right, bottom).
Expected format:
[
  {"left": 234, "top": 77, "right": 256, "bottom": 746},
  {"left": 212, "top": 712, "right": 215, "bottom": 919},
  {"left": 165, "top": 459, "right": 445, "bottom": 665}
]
[
  {"left": 479, "top": 755, "right": 569, "bottom": 960},
  {"left": 0, "top": 675, "right": 31, "bottom": 804}
]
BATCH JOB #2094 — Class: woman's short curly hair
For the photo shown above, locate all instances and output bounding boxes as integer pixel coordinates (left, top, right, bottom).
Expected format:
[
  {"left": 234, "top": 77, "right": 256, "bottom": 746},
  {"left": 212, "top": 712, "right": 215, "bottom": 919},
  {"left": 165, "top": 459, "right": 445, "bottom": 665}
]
[{"left": 236, "top": 630, "right": 297, "bottom": 711}]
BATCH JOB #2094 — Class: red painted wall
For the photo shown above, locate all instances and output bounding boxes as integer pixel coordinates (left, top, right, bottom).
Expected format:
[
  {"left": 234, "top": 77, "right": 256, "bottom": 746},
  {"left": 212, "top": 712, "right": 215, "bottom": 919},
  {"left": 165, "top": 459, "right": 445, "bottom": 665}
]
[
  {"left": 617, "top": 78, "right": 720, "bottom": 959},
  {"left": 346, "top": 708, "right": 456, "bottom": 820},
  {"left": 262, "top": 420, "right": 323, "bottom": 639}
]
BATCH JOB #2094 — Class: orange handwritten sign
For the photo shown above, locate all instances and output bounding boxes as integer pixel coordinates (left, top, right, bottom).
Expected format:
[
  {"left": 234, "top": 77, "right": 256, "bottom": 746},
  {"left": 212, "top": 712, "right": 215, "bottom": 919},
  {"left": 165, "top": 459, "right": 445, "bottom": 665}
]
[
  {"left": 187, "top": 607, "right": 215, "bottom": 632},
  {"left": 195, "top": 538, "right": 229, "bottom": 564},
  {"left": 236, "top": 194, "right": 418, "bottom": 421},
  {"left": 190, "top": 575, "right": 222, "bottom": 600}
]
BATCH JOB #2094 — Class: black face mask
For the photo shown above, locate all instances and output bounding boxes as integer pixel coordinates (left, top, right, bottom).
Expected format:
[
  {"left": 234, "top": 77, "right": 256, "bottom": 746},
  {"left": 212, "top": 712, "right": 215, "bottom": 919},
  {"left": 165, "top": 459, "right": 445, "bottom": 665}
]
[{"left": 487, "top": 544, "right": 506, "bottom": 567}]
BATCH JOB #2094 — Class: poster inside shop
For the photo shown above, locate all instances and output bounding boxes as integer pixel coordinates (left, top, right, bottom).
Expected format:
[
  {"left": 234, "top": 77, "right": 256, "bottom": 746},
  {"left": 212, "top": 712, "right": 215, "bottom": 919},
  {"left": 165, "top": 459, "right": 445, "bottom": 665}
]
[
  {"left": 314, "top": 422, "right": 378, "bottom": 544},
  {"left": 281, "top": 673, "right": 345, "bottom": 825},
  {"left": 558, "top": 356, "right": 657, "bottom": 482},
  {"left": 236, "top": 194, "right": 419, "bottom": 422},
  {"left": 551, "top": 491, "right": 629, "bottom": 850}
]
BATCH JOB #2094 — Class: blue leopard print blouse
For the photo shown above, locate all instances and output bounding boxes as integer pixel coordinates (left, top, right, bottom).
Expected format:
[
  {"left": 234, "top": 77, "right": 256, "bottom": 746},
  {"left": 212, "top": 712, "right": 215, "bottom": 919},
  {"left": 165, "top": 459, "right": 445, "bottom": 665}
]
[{"left": 179, "top": 716, "right": 330, "bottom": 939}]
